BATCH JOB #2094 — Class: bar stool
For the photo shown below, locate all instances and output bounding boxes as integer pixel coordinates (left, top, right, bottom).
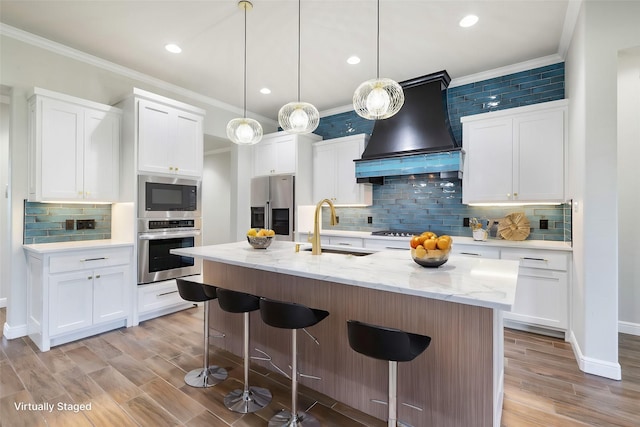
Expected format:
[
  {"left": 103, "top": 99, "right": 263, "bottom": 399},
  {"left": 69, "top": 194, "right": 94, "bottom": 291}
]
[
  {"left": 346, "top": 320, "right": 431, "bottom": 427},
  {"left": 214, "top": 288, "right": 272, "bottom": 413},
  {"left": 175, "top": 278, "right": 228, "bottom": 388},
  {"left": 260, "top": 298, "right": 329, "bottom": 427}
]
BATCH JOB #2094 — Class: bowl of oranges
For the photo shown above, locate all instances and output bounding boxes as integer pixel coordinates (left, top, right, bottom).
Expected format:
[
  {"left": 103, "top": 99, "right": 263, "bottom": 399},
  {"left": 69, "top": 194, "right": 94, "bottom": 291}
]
[
  {"left": 246, "top": 228, "right": 275, "bottom": 249},
  {"left": 409, "top": 231, "right": 452, "bottom": 268}
]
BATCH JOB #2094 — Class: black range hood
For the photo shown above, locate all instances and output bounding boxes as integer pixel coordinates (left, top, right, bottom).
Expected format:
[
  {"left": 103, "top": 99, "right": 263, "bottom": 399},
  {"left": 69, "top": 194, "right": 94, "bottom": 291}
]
[{"left": 355, "top": 70, "right": 463, "bottom": 184}]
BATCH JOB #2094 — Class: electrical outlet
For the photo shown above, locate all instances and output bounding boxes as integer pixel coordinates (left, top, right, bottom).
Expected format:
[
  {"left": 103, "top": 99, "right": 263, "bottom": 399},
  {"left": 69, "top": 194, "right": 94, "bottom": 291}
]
[
  {"left": 463, "top": 217, "right": 470, "bottom": 227},
  {"left": 540, "top": 219, "right": 549, "bottom": 230},
  {"left": 367, "top": 216, "right": 373, "bottom": 224},
  {"left": 77, "top": 219, "right": 96, "bottom": 230},
  {"left": 65, "top": 219, "right": 74, "bottom": 230},
  {"left": 335, "top": 216, "right": 339, "bottom": 224}
]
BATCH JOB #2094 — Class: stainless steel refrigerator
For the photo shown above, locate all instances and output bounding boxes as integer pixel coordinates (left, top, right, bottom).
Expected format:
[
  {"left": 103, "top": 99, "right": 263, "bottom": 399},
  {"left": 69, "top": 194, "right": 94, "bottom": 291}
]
[{"left": 250, "top": 174, "right": 295, "bottom": 241}]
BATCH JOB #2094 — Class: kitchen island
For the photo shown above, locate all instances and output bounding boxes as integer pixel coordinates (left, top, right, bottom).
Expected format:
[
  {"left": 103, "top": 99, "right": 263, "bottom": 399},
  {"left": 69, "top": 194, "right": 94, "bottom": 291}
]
[{"left": 172, "top": 240, "right": 519, "bottom": 427}]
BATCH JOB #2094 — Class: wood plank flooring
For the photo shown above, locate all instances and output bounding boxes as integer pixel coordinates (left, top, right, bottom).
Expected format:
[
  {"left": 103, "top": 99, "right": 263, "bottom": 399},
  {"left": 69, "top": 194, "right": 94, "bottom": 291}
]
[{"left": 1, "top": 307, "right": 639, "bottom": 426}]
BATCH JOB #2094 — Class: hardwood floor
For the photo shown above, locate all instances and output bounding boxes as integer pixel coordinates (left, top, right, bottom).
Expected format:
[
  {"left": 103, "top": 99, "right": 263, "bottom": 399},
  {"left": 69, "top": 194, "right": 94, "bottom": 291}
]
[{"left": 1, "top": 306, "right": 639, "bottom": 426}]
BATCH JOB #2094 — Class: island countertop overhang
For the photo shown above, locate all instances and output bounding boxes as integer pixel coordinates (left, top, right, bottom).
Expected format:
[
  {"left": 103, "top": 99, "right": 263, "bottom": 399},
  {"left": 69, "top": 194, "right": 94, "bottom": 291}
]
[{"left": 171, "top": 241, "right": 519, "bottom": 311}]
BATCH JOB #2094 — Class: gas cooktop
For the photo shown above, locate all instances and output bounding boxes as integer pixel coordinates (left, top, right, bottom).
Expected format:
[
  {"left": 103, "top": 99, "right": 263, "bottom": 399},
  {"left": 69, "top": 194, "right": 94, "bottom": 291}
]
[{"left": 370, "top": 230, "right": 420, "bottom": 238}]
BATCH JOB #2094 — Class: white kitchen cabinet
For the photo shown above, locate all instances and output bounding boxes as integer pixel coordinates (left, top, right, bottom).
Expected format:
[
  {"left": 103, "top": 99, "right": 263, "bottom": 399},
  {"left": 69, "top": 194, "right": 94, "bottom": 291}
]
[
  {"left": 137, "top": 279, "right": 195, "bottom": 322},
  {"left": 25, "top": 244, "right": 133, "bottom": 351},
  {"left": 28, "top": 88, "right": 121, "bottom": 202},
  {"left": 461, "top": 100, "right": 568, "bottom": 204},
  {"left": 313, "top": 134, "right": 372, "bottom": 206},
  {"left": 252, "top": 131, "right": 321, "bottom": 177},
  {"left": 451, "top": 243, "right": 501, "bottom": 259},
  {"left": 501, "top": 248, "right": 569, "bottom": 336},
  {"left": 137, "top": 97, "right": 204, "bottom": 178}
]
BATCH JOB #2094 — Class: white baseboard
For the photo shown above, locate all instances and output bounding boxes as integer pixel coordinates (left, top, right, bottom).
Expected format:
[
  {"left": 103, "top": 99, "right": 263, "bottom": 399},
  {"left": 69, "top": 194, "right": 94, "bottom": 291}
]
[
  {"left": 0, "top": 297, "right": 6, "bottom": 308},
  {"left": 568, "top": 330, "right": 622, "bottom": 380},
  {"left": 619, "top": 320, "right": 640, "bottom": 336},
  {"left": 2, "top": 322, "right": 27, "bottom": 339}
]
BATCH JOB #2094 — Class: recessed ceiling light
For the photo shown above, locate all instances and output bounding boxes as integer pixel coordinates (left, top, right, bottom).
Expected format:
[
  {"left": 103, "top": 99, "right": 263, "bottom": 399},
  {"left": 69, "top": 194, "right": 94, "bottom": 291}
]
[
  {"left": 165, "top": 43, "right": 182, "bottom": 53},
  {"left": 347, "top": 56, "right": 361, "bottom": 65},
  {"left": 459, "top": 15, "right": 479, "bottom": 28},
  {"left": 260, "top": 88, "right": 271, "bottom": 95}
]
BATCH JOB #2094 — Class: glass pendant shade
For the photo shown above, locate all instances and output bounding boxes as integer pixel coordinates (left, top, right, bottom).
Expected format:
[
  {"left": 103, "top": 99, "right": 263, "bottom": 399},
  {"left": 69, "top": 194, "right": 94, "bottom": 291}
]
[
  {"left": 353, "top": 77, "right": 404, "bottom": 120},
  {"left": 226, "top": 117, "right": 263, "bottom": 145},
  {"left": 278, "top": 101, "right": 319, "bottom": 134}
]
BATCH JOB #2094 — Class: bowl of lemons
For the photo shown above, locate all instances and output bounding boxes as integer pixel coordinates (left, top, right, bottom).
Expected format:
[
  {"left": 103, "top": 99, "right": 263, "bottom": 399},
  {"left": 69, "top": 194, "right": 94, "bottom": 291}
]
[
  {"left": 409, "top": 231, "right": 452, "bottom": 268},
  {"left": 246, "top": 228, "right": 275, "bottom": 249}
]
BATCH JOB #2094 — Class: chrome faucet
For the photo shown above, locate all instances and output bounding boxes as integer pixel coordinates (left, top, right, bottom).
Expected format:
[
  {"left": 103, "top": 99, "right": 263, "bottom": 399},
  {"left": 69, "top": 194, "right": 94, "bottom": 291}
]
[{"left": 308, "top": 198, "right": 337, "bottom": 255}]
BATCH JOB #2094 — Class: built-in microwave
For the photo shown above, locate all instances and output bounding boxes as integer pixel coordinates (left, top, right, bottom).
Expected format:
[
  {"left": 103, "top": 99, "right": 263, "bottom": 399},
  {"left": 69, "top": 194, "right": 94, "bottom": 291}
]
[{"left": 138, "top": 175, "right": 201, "bottom": 218}]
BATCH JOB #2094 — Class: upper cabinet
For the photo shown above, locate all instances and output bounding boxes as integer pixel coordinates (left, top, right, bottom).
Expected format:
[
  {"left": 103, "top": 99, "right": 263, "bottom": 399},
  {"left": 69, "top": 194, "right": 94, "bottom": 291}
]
[
  {"left": 137, "top": 96, "right": 204, "bottom": 178},
  {"left": 252, "top": 131, "right": 321, "bottom": 177},
  {"left": 313, "top": 134, "right": 372, "bottom": 206},
  {"left": 461, "top": 100, "right": 568, "bottom": 204},
  {"left": 28, "top": 88, "right": 121, "bottom": 202}
]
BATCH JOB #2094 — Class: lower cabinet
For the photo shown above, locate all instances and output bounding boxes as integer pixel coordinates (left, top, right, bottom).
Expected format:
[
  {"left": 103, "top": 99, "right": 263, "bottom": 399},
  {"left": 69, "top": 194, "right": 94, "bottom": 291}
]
[
  {"left": 26, "top": 245, "right": 133, "bottom": 351},
  {"left": 500, "top": 248, "right": 569, "bottom": 337},
  {"left": 136, "top": 279, "right": 195, "bottom": 322}
]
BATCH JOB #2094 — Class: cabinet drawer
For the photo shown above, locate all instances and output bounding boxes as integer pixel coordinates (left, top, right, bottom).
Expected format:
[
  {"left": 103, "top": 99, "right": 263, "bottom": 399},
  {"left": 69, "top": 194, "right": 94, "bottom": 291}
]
[
  {"left": 49, "top": 248, "right": 131, "bottom": 273},
  {"left": 364, "top": 238, "right": 409, "bottom": 251},
  {"left": 328, "top": 236, "right": 364, "bottom": 247},
  {"left": 138, "top": 281, "right": 186, "bottom": 313},
  {"left": 500, "top": 249, "right": 568, "bottom": 271},
  {"left": 451, "top": 245, "right": 500, "bottom": 259}
]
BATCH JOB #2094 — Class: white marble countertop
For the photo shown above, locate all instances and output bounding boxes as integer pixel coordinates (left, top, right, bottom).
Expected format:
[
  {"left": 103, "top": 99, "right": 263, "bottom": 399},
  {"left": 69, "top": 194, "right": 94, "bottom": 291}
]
[
  {"left": 172, "top": 240, "right": 520, "bottom": 311},
  {"left": 23, "top": 239, "right": 133, "bottom": 254},
  {"left": 296, "top": 229, "right": 572, "bottom": 251}
]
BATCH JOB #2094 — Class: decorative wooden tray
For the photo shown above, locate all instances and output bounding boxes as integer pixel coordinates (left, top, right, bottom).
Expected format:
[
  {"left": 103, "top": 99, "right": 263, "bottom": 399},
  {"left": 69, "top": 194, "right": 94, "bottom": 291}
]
[{"left": 498, "top": 212, "right": 531, "bottom": 241}]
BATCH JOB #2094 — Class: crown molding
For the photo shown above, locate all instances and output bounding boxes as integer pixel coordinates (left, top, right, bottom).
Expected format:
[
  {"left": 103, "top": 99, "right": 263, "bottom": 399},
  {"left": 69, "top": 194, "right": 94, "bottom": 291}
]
[
  {"left": 319, "top": 104, "right": 356, "bottom": 118},
  {"left": 558, "top": 0, "right": 583, "bottom": 59},
  {"left": 0, "top": 23, "right": 278, "bottom": 127}
]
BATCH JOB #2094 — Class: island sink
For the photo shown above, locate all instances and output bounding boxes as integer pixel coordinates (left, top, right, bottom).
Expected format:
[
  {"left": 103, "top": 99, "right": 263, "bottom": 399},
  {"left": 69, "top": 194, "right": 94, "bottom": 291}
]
[{"left": 301, "top": 247, "right": 373, "bottom": 256}]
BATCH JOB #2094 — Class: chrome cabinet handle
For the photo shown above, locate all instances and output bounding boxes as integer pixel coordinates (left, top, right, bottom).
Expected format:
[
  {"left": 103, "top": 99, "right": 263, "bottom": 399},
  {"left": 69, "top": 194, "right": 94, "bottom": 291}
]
[
  {"left": 81, "top": 257, "right": 107, "bottom": 262},
  {"left": 521, "top": 257, "right": 548, "bottom": 262},
  {"left": 460, "top": 252, "right": 481, "bottom": 256}
]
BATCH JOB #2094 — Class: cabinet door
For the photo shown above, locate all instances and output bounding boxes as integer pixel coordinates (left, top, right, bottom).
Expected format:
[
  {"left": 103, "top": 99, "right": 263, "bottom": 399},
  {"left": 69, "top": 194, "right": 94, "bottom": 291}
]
[
  {"left": 138, "top": 99, "right": 172, "bottom": 174},
  {"left": 93, "top": 265, "right": 129, "bottom": 324},
  {"left": 173, "top": 111, "right": 203, "bottom": 177},
  {"left": 49, "top": 271, "right": 93, "bottom": 336},
  {"left": 84, "top": 109, "right": 120, "bottom": 201},
  {"left": 40, "top": 98, "right": 85, "bottom": 201},
  {"left": 462, "top": 118, "right": 513, "bottom": 204},
  {"left": 253, "top": 140, "right": 277, "bottom": 176},
  {"left": 336, "top": 139, "right": 369, "bottom": 205},
  {"left": 503, "top": 268, "right": 568, "bottom": 330},
  {"left": 313, "top": 143, "right": 337, "bottom": 200},
  {"left": 514, "top": 110, "right": 565, "bottom": 202},
  {"left": 274, "top": 137, "right": 296, "bottom": 174}
]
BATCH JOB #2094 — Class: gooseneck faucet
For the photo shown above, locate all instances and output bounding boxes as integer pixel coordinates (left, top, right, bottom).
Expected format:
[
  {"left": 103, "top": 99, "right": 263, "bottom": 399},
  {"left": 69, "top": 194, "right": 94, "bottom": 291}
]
[{"left": 309, "top": 198, "right": 337, "bottom": 255}]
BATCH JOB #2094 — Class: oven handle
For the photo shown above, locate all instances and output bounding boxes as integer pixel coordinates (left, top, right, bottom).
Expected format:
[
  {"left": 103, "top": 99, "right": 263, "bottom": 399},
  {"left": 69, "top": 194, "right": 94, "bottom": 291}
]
[{"left": 138, "top": 230, "right": 201, "bottom": 240}]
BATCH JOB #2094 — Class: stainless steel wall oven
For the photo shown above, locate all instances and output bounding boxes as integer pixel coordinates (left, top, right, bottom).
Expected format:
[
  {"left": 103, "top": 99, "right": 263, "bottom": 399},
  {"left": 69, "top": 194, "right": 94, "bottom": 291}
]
[{"left": 137, "top": 218, "right": 202, "bottom": 284}]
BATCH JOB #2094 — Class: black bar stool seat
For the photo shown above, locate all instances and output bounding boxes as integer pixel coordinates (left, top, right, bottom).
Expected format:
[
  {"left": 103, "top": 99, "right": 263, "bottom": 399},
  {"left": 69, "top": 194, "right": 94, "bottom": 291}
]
[
  {"left": 347, "top": 320, "right": 431, "bottom": 427},
  {"left": 216, "top": 288, "right": 272, "bottom": 413},
  {"left": 176, "top": 278, "right": 228, "bottom": 388},
  {"left": 260, "top": 298, "right": 329, "bottom": 427}
]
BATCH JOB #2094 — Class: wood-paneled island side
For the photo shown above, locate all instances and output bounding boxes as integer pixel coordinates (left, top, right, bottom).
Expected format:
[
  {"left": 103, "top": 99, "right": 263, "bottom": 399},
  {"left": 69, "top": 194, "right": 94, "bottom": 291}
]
[{"left": 172, "top": 241, "right": 519, "bottom": 427}]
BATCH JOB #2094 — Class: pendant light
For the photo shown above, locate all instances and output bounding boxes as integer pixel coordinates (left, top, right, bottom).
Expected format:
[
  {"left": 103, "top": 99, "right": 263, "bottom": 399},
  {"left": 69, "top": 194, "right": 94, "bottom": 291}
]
[
  {"left": 227, "top": 1, "right": 263, "bottom": 145},
  {"left": 278, "top": 0, "right": 319, "bottom": 134},
  {"left": 353, "top": 0, "right": 404, "bottom": 120}
]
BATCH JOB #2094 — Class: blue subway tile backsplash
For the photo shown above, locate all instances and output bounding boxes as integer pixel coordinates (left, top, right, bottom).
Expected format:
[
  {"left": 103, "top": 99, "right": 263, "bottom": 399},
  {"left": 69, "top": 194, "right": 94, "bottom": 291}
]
[
  {"left": 24, "top": 201, "right": 111, "bottom": 244},
  {"left": 313, "top": 62, "right": 569, "bottom": 242}
]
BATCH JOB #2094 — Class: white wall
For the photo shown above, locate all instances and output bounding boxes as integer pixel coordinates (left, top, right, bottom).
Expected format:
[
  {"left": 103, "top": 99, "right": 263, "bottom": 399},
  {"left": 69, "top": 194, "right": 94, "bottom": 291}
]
[
  {"left": 565, "top": 0, "right": 640, "bottom": 379},
  {"left": 0, "top": 90, "right": 10, "bottom": 308},
  {"left": 0, "top": 33, "right": 276, "bottom": 337},
  {"left": 203, "top": 150, "right": 233, "bottom": 245},
  {"left": 618, "top": 47, "right": 640, "bottom": 333}
]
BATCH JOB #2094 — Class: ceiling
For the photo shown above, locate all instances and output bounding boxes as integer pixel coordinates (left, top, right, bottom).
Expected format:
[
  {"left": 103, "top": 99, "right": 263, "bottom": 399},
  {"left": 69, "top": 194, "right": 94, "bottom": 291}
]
[{"left": 0, "top": 0, "right": 571, "bottom": 138}]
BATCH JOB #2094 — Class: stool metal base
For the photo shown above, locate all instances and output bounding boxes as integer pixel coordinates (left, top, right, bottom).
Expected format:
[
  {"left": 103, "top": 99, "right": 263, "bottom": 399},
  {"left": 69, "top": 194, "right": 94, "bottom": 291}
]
[
  {"left": 224, "top": 386, "right": 272, "bottom": 413},
  {"left": 268, "top": 410, "right": 320, "bottom": 427},
  {"left": 184, "top": 366, "right": 228, "bottom": 388}
]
